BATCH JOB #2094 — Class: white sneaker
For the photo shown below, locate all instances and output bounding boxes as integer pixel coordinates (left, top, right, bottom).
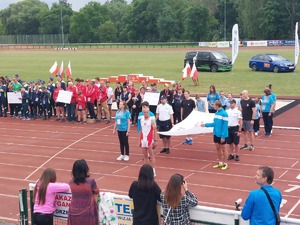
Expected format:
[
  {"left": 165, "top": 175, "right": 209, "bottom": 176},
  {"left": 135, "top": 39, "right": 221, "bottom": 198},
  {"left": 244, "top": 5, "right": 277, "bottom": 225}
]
[
  {"left": 117, "top": 155, "right": 124, "bottom": 161},
  {"left": 124, "top": 155, "right": 129, "bottom": 161},
  {"left": 255, "top": 132, "right": 258, "bottom": 136}
]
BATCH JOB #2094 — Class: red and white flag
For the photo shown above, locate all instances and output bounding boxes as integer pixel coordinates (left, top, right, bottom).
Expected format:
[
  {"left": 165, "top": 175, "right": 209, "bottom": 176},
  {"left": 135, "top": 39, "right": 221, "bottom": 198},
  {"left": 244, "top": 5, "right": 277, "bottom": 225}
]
[
  {"left": 59, "top": 61, "right": 64, "bottom": 77},
  {"left": 191, "top": 63, "right": 198, "bottom": 79},
  {"left": 49, "top": 61, "right": 59, "bottom": 75},
  {"left": 182, "top": 62, "right": 191, "bottom": 80},
  {"left": 66, "top": 61, "right": 72, "bottom": 78}
]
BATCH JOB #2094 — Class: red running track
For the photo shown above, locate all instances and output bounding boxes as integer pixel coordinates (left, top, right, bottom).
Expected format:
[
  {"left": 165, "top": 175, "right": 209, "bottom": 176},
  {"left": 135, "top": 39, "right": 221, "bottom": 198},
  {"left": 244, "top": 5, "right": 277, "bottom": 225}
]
[{"left": 0, "top": 117, "right": 299, "bottom": 223}]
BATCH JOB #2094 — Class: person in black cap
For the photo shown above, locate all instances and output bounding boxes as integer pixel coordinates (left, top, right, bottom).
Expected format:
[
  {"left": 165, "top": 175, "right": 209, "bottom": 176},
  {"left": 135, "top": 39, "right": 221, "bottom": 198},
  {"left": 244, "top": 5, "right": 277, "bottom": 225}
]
[{"left": 156, "top": 95, "right": 174, "bottom": 154}]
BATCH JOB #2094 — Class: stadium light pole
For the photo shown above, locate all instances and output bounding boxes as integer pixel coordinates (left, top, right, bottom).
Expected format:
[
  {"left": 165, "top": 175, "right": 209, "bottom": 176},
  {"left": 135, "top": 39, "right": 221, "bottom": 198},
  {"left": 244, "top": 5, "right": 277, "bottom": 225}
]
[
  {"left": 60, "top": 3, "right": 65, "bottom": 47},
  {"left": 224, "top": 0, "right": 226, "bottom": 41}
]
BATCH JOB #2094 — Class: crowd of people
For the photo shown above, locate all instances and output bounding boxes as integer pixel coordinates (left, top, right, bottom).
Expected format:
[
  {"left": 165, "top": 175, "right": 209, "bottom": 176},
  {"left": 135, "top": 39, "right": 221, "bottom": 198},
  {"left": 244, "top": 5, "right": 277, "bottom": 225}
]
[
  {"left": 33, "top": 162, "right": 281, "bottom": 225},
  {"left": 0, "top": 74, "right": 277, "bottom": 171}
]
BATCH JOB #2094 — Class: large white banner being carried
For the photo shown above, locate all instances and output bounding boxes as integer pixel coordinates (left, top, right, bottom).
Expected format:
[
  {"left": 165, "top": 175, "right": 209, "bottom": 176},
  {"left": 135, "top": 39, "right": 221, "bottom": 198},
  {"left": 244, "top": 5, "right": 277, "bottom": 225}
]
[
  {"left": 232, "top": 24, "right": 239, "bottom": 65},
  {"left": 295, "top": 22, "right": 299, "bottom": 66},
  {"left": 158, "top": 111, "right": 214, "bottom": 136},
  {"left": 143, "top": 92, "right": 160, "bottom": 106}
]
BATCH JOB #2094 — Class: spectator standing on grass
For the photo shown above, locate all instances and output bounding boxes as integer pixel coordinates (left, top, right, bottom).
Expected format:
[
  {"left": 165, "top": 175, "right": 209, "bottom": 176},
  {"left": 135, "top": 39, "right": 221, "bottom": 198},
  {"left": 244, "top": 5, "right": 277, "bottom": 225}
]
[
  {"left": 207, "top": 85, "right": 219, "bottom": 113},
  {"left": 156, "top": 95, "right": 174, "bottom": 154},
  {"left": 242, "top": 166, "right": 282, "bottom": 225},
  {"left": 161, "top": 174, "right": 198, "bottom": 225},
  {"left": 138, "top": 101, "right": 158, "bottom": 176},
  {"left": 181, "top": 90, "right": 196, "bottom": 145},
  {"left": 68, "top": 159, "right": 99, "bottom": 225},
  {"left": 202, "top": 100, "right": 229, "bottom": 170},
  {"left": 33, "top": 168, "right": 69, "bottom": 225},
  {"left": 226, "top": 99, "right": 242, "bottom": 161},
  {"left": 129, "top": 164, "right": 161, "bottom": 225},
  {"left": 114, "top": 101, "right": 131, "bottom": 161},
  {"left": 53, "top": 82, "right": 65, "bottom": 122},
  {"left": 260, "top": 88, "right": 275, "bottom": 137},
  {"left": 239, "top": 90, "right": 256, "bottom": 151}
]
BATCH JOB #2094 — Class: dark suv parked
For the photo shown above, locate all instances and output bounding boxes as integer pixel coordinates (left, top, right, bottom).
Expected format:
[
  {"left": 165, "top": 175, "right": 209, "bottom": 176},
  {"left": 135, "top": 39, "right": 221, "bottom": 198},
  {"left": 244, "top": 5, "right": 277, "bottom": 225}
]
[{"left": 184, "top": 50, "right": 232, "bottom": 72}]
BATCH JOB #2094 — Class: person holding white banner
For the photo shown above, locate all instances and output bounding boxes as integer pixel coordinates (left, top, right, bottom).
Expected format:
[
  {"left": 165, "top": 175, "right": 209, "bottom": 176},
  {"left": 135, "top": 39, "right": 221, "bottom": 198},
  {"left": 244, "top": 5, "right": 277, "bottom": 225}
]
[
  {"left": 156, "top": 95, "right": 174, "bottom": 154},
  {"left": 53, "top": 82, "right": 65, "bottom": 122},
  {"left": 202, "top": 100, "right": 229, "bottom": 170},
  {"left": 181, "top": 90, "right": 196, "bottom": 145}
]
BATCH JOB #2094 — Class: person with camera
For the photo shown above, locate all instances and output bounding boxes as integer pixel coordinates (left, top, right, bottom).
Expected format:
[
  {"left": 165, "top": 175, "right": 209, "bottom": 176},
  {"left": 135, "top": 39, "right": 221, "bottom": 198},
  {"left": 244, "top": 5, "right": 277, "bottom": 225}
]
[
  {"left": 161, "top": 174, "right": 198, "bottom": 225},
  {"left": 242, "top": 166, "right": 282, "bottom": 225}
]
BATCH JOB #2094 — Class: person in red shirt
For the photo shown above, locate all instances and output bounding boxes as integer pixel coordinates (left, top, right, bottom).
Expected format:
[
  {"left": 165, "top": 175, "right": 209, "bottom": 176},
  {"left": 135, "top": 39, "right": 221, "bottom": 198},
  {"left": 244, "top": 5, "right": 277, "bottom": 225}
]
[
  {"left": 76, "top": 91, "right": 87, "bottom": 124},
  {"left": 53, "top": 82, "right": 66, "bottom": 122},
  {"left": 97, "top": 80, "right": 111, "bottom": 123},
  {"left": 85, "top": 80, "right": 97, "bottom": 119},
  {"left": 66, "top": 82, "right": 78, "bottom": 122}
]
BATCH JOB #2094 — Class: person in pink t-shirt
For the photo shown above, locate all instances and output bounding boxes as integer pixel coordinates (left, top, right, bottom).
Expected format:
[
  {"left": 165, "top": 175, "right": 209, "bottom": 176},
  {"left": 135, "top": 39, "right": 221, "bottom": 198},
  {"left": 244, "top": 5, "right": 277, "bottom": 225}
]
[{"left": 33, "top": 168, "right": 69, "bottom": 225}]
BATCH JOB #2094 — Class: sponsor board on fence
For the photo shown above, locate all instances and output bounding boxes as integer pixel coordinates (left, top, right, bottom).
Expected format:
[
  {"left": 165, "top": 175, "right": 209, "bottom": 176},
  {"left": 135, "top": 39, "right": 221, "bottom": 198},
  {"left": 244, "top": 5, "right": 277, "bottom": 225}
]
[
  {"left": 54, "top": 192, "right": 72, "bottom": 219},
  {"left": 217, "top": 41, "right": 230, "bottom": 48},
  {"left": 53, "top": 192, "right": 134, "bottom": 224},
  {"left": 56, "top": 90, "right": 73, "bottom": 104},
  {"left": 7, "top": 92, "right": 22, "bottom": 104},
  {"left": 199, "top": 42, "right": 209, "bottom": 47},
  {"left": 114, "top": 198, "right": 134, "bottom": 225},
  {"left": 246, "top": 41, "right": 268, "bottom": 47},
  {"left": 208, "top": 42, "right": 218, "bottom": 48}
]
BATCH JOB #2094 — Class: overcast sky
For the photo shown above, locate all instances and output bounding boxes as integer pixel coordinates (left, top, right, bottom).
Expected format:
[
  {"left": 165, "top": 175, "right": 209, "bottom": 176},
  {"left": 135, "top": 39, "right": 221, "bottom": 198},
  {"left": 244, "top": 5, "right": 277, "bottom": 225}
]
[{"left": 0, "top": 0, "right": 129, "bottom": 11}]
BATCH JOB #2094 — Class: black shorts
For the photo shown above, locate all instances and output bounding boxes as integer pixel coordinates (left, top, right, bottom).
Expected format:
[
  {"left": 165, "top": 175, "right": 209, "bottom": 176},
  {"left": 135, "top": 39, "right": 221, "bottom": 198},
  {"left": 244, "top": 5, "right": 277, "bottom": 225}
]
[
  {"left": 56, "top": 102, "right": 65, "bottom": 107},
  {"left": 226, "top": 126, "right": 240, "bottom": 145},
  {"left": 158, "top": 119, "right": 172, "bottom": 139},
  {"left": 213, "top": 135, "right": 227, "bottom": 145}
]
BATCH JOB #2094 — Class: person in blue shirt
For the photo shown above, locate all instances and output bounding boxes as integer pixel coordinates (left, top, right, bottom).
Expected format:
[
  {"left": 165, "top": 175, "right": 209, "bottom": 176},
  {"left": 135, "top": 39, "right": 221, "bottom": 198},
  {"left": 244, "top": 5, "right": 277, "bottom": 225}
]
[
  {"left": 202, "top": 100, "right": 229, "bottom": 170},
  {"left": 260, "top": 88, "right": 275, "bottom": 137},
  {"left": 113, "top": 101, "right": 131, "bottom": 161},
  {"left": 195, "top": 94, "right": 206, "bottom": 112},
  {"left": 242, "top": 166, "right": 282, "bottom": 225},
  {"left": 219, "top": 91, "right": 228, "bottom": 110},
  {"left": 207, "top": 85, "right": 219, "bottom": 113},
  {"left": 253, "top": 97, "right": 261, "bottom": 136}
]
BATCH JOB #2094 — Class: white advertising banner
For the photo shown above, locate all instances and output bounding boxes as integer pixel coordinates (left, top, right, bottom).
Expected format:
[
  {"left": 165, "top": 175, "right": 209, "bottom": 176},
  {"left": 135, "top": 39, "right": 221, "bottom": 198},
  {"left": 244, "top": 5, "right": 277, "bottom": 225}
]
[
  {"left": 295, "top": 22, "right": 299, "bottom": 66},
  {"left": 246, "top": 41, "right": 268, "bottom": 47},
  {"left": 158, "top": 111, "right": 214, "bottom": 136},
  {"left": 217, "top": 41, "right": 230, "bottom": 48},
  {"left": 232, "top": 24, "right": 239, "bottom": 65}
]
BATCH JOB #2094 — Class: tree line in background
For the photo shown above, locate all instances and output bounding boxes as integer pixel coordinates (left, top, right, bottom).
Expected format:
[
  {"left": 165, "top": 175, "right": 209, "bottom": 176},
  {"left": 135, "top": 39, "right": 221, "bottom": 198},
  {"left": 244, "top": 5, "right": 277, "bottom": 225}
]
[{"left": 0, "top": 0, "right": 299, "bottom": 43}]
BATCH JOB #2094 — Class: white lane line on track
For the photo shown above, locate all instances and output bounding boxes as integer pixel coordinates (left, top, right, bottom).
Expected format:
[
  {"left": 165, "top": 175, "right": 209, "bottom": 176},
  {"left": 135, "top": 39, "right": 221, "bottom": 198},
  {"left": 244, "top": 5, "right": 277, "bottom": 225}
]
[
  {"left": 279, "top": 170, "right": 289, "bottom": 179},
  {"left": 291, "top": 161, "right": 299, "bottom": 168},
  {"left": 284, "top": 199, "right": 300, "bottom": 217},
  {"left": 24, "top": 124, "right": 113, "bottom": 180},
  {"left": 113, "top": 166, "right": 129, "bottom": 174}
]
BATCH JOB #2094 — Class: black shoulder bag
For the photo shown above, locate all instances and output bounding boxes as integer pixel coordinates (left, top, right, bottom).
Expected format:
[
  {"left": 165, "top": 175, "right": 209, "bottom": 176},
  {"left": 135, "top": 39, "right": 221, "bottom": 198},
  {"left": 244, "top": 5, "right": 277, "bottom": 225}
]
[{"left": 261, "top": 187, "right": 281, "bottom": 225}]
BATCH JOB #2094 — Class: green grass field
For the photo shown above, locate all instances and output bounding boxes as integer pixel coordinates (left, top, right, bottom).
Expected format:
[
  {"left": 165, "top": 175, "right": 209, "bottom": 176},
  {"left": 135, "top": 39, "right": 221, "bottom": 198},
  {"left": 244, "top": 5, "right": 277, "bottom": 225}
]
[{"left": 0, "top": 47, "right": 299, "bottom": 96}]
